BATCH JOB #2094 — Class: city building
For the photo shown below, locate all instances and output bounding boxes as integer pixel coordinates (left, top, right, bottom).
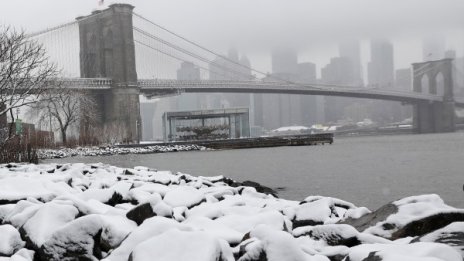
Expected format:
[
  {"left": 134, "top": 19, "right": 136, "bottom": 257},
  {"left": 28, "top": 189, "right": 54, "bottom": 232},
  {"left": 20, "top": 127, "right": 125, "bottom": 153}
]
[
  {"left": 176, "top": 61, "right": 202, "bottom": 111},
  {"left": 368, "top": 39, "right": 394, "bottom": 88},
  {"left": 162, "top": 108, "right": 250, "bottom": 142},
  {"left": 140, "top": 102, "right": 156, "bottom": 141},
  {"left": 297, "top": 62, "right": 323, "bottom": 125},
  {"left": 321, "top": 56, "right": 356, "bottom": 123},
  {"left": 339, "top": 40, "right": 363, "bottom": 85}
]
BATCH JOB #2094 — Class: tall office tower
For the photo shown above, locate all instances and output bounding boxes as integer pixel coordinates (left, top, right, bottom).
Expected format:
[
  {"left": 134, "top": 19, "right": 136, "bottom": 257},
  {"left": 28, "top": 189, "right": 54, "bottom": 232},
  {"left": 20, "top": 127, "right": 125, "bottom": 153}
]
[
  {"left": 367, "top": 39, "right": 398, "bottom": 123},
  {"left": 297, "top": 62, "right": 321, "bottom": 125},
  {"left": 176, "top": 62, "right": 201, "bottom": 111},
  {"left": 423, "top": 34, "right": 446, "bottom": 61},
  {"left": 268, "top": 48, "right": 302, "bottom": 129},
  {"left": 321, "top": 57, "right": 356, "bottom": 123},
  {"left": 339, "top": 40, "right": 363, "bottom": 85},
  {"left": 368, "top": 39, "right": 394, "bottom": 88}
]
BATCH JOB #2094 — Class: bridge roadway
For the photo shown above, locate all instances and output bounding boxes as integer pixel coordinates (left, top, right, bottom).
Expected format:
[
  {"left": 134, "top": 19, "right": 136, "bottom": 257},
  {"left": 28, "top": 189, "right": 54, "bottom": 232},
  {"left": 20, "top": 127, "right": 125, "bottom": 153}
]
[{"left": 54, "top": 78, "right": 464, "bottom": 107}]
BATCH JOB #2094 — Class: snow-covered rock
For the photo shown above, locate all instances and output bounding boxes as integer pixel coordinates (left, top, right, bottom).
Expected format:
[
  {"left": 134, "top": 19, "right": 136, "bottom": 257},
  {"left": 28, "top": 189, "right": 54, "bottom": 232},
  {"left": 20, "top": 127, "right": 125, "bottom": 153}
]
[
  {"left": 0, "top": 225, "right": 25, "bottom": 256},
  {"left": 346, "top": 242, "right": 462, "bottom": 261},
  {"left": 0, "top": 163, "right": 462, "bottom": 261},
  {"left": 128, "top": 229, "right": 234, "bottom": 261}
]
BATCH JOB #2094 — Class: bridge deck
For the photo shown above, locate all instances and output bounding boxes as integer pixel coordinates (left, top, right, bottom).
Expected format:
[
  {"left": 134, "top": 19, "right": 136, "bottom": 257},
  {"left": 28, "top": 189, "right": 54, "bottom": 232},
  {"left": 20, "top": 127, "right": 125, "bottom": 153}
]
[{"left": 54, "top": 78, "right": 453, "bottom": 105}]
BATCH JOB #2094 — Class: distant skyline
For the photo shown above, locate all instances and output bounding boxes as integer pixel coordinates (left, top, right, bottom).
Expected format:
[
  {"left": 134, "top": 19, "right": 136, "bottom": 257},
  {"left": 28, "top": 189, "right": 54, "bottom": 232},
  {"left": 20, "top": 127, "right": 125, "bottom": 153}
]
[{"left": 1, "top": 0, "right": 463, "bottom": 78}]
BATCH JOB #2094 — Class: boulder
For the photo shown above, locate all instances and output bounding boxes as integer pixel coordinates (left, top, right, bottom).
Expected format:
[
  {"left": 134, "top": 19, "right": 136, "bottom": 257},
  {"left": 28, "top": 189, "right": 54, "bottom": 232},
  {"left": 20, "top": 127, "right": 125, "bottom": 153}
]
[
  {"left": 39, "top": 215, "right": 104, "bottom": 260},
  {"left": 126, "top": 203, "right": 156, "bottom": 226},
  {"left": 0, "top": 225, "right": 25, "bottom": 256},
  {"left": 344, "top": 242, "right": 462, "bottom": 261},
  {"left": 128, "top": 229, "right": 234, "bottom": 261},
  {"left": 342, "top": 195, "right": 464, "bottom": 240},
  {"left": 293, "top": 197, "right": 357, "bottom": 228},
  {"left": 414, "top": 222, "right": 464, "bottom": 258}
]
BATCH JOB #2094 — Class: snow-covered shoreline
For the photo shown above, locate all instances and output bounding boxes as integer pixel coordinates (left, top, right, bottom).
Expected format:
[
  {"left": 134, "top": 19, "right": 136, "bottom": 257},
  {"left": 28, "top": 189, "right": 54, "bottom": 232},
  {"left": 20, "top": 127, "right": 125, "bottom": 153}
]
[
  {"left": 0, "top": 163, "right": 463, "bottom": 261},
  {"left": 38, "top": 144, "right": 206, "bottom": 159}
]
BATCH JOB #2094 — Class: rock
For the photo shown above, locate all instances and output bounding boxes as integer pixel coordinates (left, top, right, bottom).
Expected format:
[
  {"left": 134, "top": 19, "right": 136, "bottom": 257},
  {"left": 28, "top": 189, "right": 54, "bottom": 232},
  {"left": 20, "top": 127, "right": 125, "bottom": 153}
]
[
  {"left": 128, "top": 230, "right": 233, "bottom": 261},
  {"left": 126, "top": 203, "right": 156, "bottom": 226},
  {"left": 342, "top": 195, "right": 464, "bottom": 240},
  {"left": 39, "top": 215, "right": 104, "bottom": 260},
  {"left": 236, "top": 225, "right": 326, "bottom": 261},
  {"left": 21, "top": 202, "right": 79, "bottom": 249},
  {"left": 163, "top": 186, "right": 205, "bottom": 208},
  {"left": 0, "top": 225, "right": 25, "bottom": 256},
  {"left": 293, "top": 197, "right": 357, "bottom": 228},
  {"left": 391, "top": 212, "right": 464, "bottom": 240},
  {"left": 340, "top": 203, "right": 398, "bottom": 233},
  {"left": 293, "top": 224, "right": 390, "bottom": 248},
  {"left": 105, "top": 217, "right": 193, "bottom": 261},
  {"left": 240, "top": 181, "right": 278, "bottom": 197},
  {"left": 414, "top": 222, "right": 464, "bottom": 258},
  {"left": 344, "top": 242, "right": 462, "bottom": 261}
]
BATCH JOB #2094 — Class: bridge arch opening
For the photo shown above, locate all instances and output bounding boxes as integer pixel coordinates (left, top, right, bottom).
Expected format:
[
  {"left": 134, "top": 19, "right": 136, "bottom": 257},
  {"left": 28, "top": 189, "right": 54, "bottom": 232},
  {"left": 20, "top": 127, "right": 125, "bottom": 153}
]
[
  {"left": 435, "top": 72, "right": 445, "bottom": 97},
  {"left": 420, "top": 74, "right": 430, "bottom": 94}
]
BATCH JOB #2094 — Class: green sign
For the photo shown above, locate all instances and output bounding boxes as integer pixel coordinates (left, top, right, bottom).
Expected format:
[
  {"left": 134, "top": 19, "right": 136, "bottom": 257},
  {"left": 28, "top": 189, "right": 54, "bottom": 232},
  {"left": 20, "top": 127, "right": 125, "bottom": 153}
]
[{"left": 15, "top": 119, "right": 22, "bottom": 135}]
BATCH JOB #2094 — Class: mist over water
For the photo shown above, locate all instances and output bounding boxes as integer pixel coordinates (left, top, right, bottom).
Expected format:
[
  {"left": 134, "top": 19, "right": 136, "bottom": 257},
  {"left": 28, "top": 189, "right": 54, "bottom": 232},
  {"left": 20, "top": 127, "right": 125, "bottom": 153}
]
[{"left": 46, "top": 132, "right": 464, "bottom": 210}]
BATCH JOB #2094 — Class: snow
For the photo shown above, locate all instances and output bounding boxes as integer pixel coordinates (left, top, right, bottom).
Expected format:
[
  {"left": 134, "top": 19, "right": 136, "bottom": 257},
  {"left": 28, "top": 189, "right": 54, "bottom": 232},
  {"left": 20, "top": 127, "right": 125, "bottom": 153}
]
[
  {"left": 0, "top": 163, "right": 462, "bottom": 260},
  {"left": 364, "top": 194, "right": 464, "bottom": 238},
  {"left": 347, "top": 242, "right": 462, "bottom": 261},
  {"left": 272, "top": 126, "right": 310, "bottom": 132},
  {"left": 129, "top": 229, "right": 234, "bottom": 261},
  {"left": 0, "top": 225, "right": 25, "bottom": 256},
  {"left": 21, "top": 202, "right": 79, "bottom": 247},
  {"left": 38, "top": 144, "right": 205, "bottom": 160},
  {"left": 163, "top": 186, "right": 205, "bottom": 208}
]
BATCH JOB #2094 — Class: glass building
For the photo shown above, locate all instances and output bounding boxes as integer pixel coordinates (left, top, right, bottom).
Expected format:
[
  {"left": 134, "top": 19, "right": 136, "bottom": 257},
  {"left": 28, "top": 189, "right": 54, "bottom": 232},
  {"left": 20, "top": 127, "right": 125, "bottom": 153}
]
[{"left": 162, "top": 108, "right": 250, "bottom": 142}]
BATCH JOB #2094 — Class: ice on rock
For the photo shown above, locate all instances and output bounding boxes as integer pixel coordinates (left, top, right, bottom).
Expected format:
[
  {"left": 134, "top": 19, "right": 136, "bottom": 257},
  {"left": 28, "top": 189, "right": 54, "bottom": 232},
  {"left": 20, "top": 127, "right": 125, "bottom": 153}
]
[
  {"left": 129, "top": 229, "right": 234, "bottom": 261},
  {"left": 0, "top": 225, "right": 25, "bottom": 256}
]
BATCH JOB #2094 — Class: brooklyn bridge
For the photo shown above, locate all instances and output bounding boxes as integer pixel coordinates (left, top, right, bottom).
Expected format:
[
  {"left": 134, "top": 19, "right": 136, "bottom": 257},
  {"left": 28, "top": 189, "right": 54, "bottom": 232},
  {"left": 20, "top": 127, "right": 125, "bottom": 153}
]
[{"left": 28, "top": 4, "right": 464, "bottom": 142}]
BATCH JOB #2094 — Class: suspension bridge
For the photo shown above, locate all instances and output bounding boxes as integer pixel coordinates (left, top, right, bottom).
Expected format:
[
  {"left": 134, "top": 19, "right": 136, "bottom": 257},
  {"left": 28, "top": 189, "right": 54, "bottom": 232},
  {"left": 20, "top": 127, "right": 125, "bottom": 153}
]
[{"left": 27, "top": 4, "right": 463, "bottom": 142}]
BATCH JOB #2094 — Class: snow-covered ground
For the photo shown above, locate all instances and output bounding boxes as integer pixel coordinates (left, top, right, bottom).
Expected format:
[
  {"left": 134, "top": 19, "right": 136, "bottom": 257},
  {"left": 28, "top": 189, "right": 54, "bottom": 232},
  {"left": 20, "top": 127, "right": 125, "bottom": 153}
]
[
  {"left": 0, "top": 163, "right": 463, "bottom": 261},
  {"left": 38, "top": 144, "right": 206, "bottom": 159}
]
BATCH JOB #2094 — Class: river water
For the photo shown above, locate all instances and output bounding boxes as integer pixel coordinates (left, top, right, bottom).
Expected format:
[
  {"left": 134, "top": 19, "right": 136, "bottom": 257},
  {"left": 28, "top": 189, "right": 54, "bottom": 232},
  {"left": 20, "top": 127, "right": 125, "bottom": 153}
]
[{"left": 44, "top": 132, "right": 464, "bottom": 210}]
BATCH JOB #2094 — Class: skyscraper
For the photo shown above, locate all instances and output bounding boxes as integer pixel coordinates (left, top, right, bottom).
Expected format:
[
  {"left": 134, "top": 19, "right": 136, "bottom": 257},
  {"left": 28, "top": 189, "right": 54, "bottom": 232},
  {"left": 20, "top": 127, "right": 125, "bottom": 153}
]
[
  {"left": 176, "top": 61, "right": 201, "bottom": 111},
  {"left": 339, "top": 40, "right": 363, "bottom": 85},
  {"left": 368, "top": 39, "right": 394, "bottom": 88}
]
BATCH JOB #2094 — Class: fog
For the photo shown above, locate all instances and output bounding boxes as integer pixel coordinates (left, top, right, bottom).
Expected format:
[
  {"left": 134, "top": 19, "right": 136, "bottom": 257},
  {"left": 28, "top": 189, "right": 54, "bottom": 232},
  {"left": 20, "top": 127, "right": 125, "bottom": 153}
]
[{"left": 1, "top": 0, "right": 463, "bottom": 71}]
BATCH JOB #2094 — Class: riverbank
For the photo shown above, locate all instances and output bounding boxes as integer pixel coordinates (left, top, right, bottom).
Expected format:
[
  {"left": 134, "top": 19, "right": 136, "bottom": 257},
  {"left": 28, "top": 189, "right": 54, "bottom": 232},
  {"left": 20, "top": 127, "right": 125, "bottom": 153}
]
[
  {"left": 38, "top": 144, "right": 206, "bottom": 159},
  {"left": 0, "top": 163, "right": 462, "bottom": 260}
]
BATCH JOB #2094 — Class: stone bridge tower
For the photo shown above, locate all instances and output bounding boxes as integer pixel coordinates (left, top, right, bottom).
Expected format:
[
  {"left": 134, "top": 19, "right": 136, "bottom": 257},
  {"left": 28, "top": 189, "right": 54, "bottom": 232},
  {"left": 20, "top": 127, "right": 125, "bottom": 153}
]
[
  {"left": 77, "top": 4, "right": 141, "bottom": 143},
  {"left": 412, "top": 58, "right": 455, "bottom": 133}
]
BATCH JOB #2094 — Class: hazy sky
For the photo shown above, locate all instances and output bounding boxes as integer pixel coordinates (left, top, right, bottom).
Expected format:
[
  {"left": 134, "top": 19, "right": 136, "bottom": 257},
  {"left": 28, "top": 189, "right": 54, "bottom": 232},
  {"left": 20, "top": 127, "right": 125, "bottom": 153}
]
[{"left": 1, "top": 0, "right": 463, "bottom": 76}]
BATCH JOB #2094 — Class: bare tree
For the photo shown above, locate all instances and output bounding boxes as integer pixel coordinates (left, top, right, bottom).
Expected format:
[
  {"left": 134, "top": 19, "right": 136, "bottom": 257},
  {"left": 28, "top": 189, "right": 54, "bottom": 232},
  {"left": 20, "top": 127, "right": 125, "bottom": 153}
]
[
  {"left": 0, "top": 26, "right": 59, "bottom": 140},
  {"left": 33, "top": 89, "right": 98, "bottom": 145}
]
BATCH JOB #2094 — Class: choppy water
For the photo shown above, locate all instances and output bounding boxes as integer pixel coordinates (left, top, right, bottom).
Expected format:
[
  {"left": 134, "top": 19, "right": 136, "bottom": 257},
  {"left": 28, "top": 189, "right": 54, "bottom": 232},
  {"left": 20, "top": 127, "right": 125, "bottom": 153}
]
[{"left": 44, "top": 132, "right": 464, "bottom": 210}]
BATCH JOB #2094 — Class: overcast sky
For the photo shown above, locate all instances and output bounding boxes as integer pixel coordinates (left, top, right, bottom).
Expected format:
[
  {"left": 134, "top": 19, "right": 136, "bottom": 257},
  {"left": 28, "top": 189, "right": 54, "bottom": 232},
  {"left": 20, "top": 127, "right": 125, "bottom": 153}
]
[{"left": 1, "top": 0, "right": 463, "bottom": 76}]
